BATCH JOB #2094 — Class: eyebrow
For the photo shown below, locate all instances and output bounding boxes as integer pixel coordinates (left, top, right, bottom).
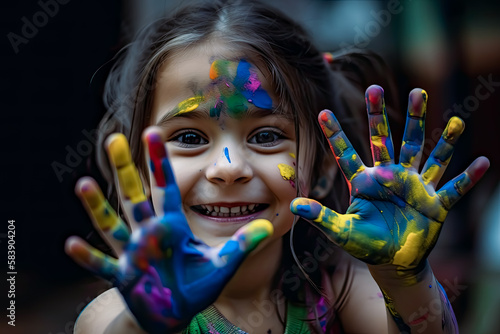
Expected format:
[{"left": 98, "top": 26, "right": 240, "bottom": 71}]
[{"left": 155, "top": 106, "right": 293, "bottom": 127}]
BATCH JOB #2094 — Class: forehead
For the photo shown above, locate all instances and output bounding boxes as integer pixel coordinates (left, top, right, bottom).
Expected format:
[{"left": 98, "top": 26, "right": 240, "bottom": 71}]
[{"left": 151, "top": 42, "right": 277, "bottom": 124}]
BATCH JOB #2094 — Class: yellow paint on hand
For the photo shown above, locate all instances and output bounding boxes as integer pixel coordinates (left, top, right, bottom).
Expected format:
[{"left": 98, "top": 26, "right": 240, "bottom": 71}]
[
  {"left": 422, "top": 164, "right": 440, "bottom": 184},
  {"left": 289, "top": 153, "right": 296, "bottom": 159},
  {"left": 443, "top": 117, "right": 465, "bottom": 142},
  {"left": 117, "top": 165, "right": 147, "bottom": 203},
  {"left": 107, "top": 134, "right": 147, "bottom": 204},
  {"left": 371, "top": 239, "right": 388, "bottom": 250},
  {"left": 376, "top": 120, "right": 389, "bottom": 137},
  {"left": 278, "top": 163, "right": 295, "bottom": 181},
  {"left": 107, "top": 134, "right": 131, "bottom": 168},
  {"left": 393, "top": 229, "right": 424, "bottom": 267}
]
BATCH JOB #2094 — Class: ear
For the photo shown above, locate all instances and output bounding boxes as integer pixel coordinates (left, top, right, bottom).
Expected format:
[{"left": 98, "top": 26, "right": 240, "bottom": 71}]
[{"left": 309, "top": 154, "right": 337, "bottom": 200}]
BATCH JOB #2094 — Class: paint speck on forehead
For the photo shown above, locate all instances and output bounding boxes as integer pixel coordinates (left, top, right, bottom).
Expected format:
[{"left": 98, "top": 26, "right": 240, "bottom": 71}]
[
  {"left": 224, "top": 147, "right": 231, "bottom": 163},
  {"left": 171, "top": 59, "right": 273, "bottom": 120}
]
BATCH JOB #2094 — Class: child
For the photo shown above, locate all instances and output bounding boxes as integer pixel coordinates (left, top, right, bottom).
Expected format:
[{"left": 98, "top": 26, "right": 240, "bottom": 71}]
[{"left": 65, "top": 0, "right": 490, "bottom": 333}]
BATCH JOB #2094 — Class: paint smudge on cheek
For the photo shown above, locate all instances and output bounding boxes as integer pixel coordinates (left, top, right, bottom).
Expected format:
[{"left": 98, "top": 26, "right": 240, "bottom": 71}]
[
  {"left": 277, "top": 163, "right": 296, "bottom": 188},
  {"left": 223, "top": 147, "right": 231, "bottom": 163}
]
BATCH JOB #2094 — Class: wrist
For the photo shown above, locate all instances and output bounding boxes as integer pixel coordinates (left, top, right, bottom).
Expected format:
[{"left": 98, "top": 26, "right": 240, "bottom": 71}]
[{"left": 368, "top": 260, "right": 431, "bottom": 288}]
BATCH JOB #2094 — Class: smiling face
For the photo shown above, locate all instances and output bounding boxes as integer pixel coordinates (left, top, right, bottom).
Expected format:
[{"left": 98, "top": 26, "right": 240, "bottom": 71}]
[{"left": 150, "top": 42, "right": 301, "bottom": 247}]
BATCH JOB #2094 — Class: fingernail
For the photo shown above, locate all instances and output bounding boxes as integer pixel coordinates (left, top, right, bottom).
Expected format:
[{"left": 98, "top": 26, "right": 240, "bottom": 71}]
[
  {"left": 365, "top": 85, "right": 384, "bottom": 115},
  {"left": 290, "top": 198, "right": 323, "bottom": 220},
  {"left": 443, "top": 117, "right": 465, "bottom": 143},
  {"left": 107, "top": 134, "right": 131, "bottom": 168},
  {"left": 318, "top": 110, "right": 339, "bottom": 137},
  {"left": 408, "top": 88, "right": 427, "bottom": 117}
]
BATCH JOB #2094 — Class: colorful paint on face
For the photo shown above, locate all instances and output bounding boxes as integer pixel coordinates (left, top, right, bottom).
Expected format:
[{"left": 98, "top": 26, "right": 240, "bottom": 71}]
[
  {"left": 223, "top": 147, "right": 231, "bottom": 163},
  {"left": 174, "top": 59, "right": 273, "bottom": 119},
  {"left": 277, "top": 163, "right": 296, "bottom": 188}
]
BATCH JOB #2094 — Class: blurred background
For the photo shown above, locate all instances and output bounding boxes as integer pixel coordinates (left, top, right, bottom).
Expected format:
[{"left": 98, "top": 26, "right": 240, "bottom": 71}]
[{"left": 1, "top": 0, "right": 499, "bottom": 333}]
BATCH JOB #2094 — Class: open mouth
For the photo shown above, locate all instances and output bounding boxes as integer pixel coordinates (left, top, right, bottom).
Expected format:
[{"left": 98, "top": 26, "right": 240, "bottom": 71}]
[{"left": 191, "top": 204, "right": 269, "bottom": 218}]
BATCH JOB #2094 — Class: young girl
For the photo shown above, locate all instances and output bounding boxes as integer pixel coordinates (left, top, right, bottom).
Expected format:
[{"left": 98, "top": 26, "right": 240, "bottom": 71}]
[{"left": 65, "top": 0, "right": 490, "bottom": 333}]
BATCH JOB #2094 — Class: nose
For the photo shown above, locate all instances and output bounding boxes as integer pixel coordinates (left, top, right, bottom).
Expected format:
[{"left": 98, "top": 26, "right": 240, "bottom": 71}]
[{"left": 206, "top": 145, "right": 253, "bottom": 184}]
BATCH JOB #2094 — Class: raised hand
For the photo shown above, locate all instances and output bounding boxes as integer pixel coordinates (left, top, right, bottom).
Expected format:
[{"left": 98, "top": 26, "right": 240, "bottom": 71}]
[
  {"left": 291, "top": 85, "right": 489, "bottom": 279},
  {"left": 65, "top": 128, "right": 273, "bottom": 333}
]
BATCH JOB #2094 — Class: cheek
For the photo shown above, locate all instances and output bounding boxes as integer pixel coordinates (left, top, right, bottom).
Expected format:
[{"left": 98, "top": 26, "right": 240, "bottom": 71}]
[
  {"left": 267, "top": 154, "right": 298, "bottom": 200},
  {"left": 168, "top": 157, "right": 200, "bottom": 199}
]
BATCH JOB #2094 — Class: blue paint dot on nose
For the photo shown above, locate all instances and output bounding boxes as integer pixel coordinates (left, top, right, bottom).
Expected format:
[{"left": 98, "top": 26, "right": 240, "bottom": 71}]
[{"left": 224, "top": 147, "right": 231, "bottom": 163}]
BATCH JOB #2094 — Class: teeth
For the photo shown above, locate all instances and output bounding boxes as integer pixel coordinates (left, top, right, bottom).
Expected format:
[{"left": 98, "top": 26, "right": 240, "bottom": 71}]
[{"left": 197, "top": 204, "right": 263, "bottom": 217}]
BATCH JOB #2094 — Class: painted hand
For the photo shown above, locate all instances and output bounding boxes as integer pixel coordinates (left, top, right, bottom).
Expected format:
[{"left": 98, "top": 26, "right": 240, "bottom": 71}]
[
  {"left": 65, "top": 128, "right": 273, "bottom": 333},
  {"left": 291, "top": 85, "right": 489, "bottom": 280}
]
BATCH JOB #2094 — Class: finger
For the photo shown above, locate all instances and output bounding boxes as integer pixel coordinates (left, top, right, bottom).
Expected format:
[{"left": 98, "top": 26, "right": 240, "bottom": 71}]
[
  {"left": 400, "top": 88, "right": 428, "bottom": 169},
  {"left": 318, "top": 110, "right": 365, "bottom": 182},
  {"left": 217, "top": 219, "right": 274, "bottom": 259},
  {"left": 210, "top": 220, "right": 273, "bottom": 276},
  {"left": 290, "top": 197, "right": 353, "bottom": 247},
  {"left": 65, "top": 236, "right": 119, "bottom": 281},
  {"left": 365, "top": 85, "right": 395, "bottom": 166},
  {"left": 143, "top": 127, "right": 182, "bottom": 213},
  {"left": 107, "top": 134, "right": 155, "bottom": 230},
  {"left": 421, "top": 117, "right": 465, "bottom": 187},
  {"left": 437, "top": 156, "right": 490, "bottom": 210},
  {"left": 76, "top": 177, "right": 130, "bottom": 256}
]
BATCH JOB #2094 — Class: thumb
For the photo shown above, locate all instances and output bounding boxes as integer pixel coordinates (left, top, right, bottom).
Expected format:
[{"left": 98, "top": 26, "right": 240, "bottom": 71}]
[
  {"left": 218, "top": 219, "right": 274, "bottom": 260},
  {"left": 290, "top": 197, "right": 351, "bottom": 246}
]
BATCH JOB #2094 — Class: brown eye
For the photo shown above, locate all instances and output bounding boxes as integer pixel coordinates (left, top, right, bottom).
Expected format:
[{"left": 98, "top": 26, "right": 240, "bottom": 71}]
[
  {"left": 255, "top": 131, "right": 275, "bottom": 143},
  {"left": 249, "top": 129, "right": 285, "bottom": 146},
  {"left": 172, "top": 131, "right": 208, "bottom": 147}
]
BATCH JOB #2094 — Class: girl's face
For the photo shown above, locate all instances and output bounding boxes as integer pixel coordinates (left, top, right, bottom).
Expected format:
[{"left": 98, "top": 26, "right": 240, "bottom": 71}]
[{"left": 150, "top": 43, "right": 300, "bottom": 247}]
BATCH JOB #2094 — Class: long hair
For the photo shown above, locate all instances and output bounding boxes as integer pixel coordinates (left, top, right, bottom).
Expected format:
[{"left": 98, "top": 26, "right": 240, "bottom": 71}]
[{"left": 95, "top": 0, "right": 401, "bottom": 331}]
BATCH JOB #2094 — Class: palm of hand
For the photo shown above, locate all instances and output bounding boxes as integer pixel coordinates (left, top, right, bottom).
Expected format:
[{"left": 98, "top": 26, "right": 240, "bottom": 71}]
[
  {"left": 344, "top": 165, "right": 443, "bottom": 267},
  {"left": 291, "top": 86, "right": 488, "bottom": 273},
  {"left": 66, "top": 131, "right": 272, "bottom": 334}
]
